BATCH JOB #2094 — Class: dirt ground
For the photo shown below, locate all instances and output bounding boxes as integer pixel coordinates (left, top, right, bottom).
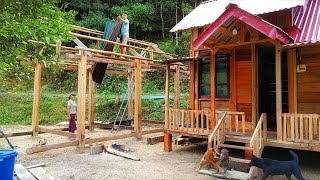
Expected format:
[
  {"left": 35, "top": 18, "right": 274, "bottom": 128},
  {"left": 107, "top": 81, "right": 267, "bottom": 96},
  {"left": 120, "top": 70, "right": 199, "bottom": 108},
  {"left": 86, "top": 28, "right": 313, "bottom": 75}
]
[{"left": 1, "top": 125, "right": 320, "bottom": 180}]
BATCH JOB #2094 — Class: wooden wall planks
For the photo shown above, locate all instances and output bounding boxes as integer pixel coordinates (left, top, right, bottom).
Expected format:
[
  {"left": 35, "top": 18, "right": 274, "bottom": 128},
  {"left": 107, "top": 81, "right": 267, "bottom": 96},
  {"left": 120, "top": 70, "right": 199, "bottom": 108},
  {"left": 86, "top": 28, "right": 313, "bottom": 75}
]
[{"left": 297, "top": 46, "right": 320, "bottom": 113}]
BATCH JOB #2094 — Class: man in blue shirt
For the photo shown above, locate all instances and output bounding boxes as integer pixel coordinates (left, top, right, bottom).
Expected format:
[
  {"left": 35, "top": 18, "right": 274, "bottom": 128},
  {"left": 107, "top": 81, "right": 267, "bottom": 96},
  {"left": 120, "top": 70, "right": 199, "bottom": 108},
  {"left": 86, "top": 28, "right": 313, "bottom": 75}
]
[{"left": 117, "top": 12, "right": 129, "bottom": 55}]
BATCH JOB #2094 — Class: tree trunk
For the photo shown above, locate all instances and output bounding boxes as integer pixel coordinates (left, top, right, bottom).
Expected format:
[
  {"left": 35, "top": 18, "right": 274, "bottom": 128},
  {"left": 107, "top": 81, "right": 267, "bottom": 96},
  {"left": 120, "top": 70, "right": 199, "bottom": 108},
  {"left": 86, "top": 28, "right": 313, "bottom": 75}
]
[
  {"left": 175, "top": 1, "right": 178, "bottom": 46},
  {"left": 134, "top": 25, "right": 137, "bottom": 39},
  {"left": 182, "top": 0, "right": 185, "bottom": 18},
  {"left": 160, "top": 0, "right": 165, "bottom": 40}
]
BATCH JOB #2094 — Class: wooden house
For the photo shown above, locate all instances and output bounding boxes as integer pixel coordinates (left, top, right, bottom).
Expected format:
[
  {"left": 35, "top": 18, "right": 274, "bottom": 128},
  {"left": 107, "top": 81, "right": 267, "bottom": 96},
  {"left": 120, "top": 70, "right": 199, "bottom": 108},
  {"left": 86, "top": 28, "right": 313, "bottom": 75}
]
[{"left": 164, "top": 0, "right": 320, "bottom": 160}]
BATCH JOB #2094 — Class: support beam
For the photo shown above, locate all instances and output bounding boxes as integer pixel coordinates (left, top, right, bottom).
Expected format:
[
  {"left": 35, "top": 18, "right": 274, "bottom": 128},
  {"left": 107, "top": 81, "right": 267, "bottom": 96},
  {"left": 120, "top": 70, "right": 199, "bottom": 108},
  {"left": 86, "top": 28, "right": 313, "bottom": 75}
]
[
  {"left": 128, "top": 69, "right": 134, "bottom": 120},
  {"left": 174, "top": 65, "right": 180, "bottom": 108},
  {"left": 276, "top": 46, "right": 282, "bottom": 141},
  {"left": 77, "top": 50, "right": 88, "bottom": 147},
  {"left": 165, "top": 64, "right": 170, "bottom": 129},
  {"left": 251, "top": 44, "right": 258, "bottom": 126},
  {"left": 287, "top": 49, "right": 297, "bottom": 113},
  {"left": 195, "top": 60, "right": 199, "bottom": 110},
  {"left": 210, "top": 49, "right": 218, "bottom": 129},
  {"left": 32, "top": 62, "right": 42, "bottom": 136},
  {"left": 229, "top": 48, "right": 237, "bottom": 112},
  {"left": 134, "top": 59, "right": 142, "bottom": 139},
  {"left": 38, "top": 127, "right": 75, "bottom": 138},
  {"left": 189, "top": 60, "right": 195, "bottom": 110},
  {"left": 88, "top": 69, "right": 95, "bottom": 131}
]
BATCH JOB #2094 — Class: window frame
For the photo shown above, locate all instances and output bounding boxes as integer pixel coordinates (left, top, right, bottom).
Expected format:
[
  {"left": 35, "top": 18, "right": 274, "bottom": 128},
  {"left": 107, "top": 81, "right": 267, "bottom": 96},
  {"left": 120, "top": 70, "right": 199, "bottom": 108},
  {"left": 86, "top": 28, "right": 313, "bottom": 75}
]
[
  {"left": 198, "top": 53, "right": 230, "bottom": 99},
  {"left": 215, "top": 53, "right": 230, "bottom": 99}
]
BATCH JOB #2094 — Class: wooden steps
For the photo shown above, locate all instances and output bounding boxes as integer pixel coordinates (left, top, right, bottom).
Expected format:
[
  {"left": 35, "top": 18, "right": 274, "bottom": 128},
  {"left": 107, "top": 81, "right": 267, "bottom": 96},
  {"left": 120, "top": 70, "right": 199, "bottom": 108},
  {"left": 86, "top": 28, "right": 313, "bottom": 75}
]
[
  {"left": 229, "top": 156, "right": 250, "bottom": 164},
  {"left": 218, "top": 143, "right": 253, "bottom": 151},
  {"left": 225, "top": 134, "right": 251, "bottom": 143}
]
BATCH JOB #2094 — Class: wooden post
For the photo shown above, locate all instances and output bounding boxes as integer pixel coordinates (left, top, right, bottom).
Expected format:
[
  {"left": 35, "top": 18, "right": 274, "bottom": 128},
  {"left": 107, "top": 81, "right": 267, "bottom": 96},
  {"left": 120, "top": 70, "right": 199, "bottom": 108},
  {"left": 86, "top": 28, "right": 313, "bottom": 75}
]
[
  {"left": 229, "top": 48, "right": 237, "bottom": 112},
  {"left": 189, "top": 59, "right": 195, "bottom": 110},
  {"left": 251, "top": 44, "right": 258, "bottom": 126},
  {"left": 287, "top": 49, "right": 297, "bottom": 113},
  {"left": 189, "top": 28, "right": 198, "bottom": 111},
  {"left": 245, "top": 143, "right": 252, "bottom": 160},
  {"left": 32, "top": 62, "right": 42, "bottom": 136},
  {"left": 88, "top": 68, "right": 95, "bottom": 131},
  {"left": 77, "top": 50, "right": 88, "bottom": 147},
  {"left": 128, "top": 69, "right": 134, "bottom": 120},
  {"left": 263, "top": 113, "right": 267, "bottom": 143},
  {"left": 165, "top": 64, "right": 170, "bottom": 129},
  {"left": 195, "top": 60, "right": 199, "bottom": 110},
  {"left": 174, "top": 65, "right": 180, "bottom": 108},
  {"left": 134, "top": 59, "right": 142, "bottom": 139},
  {"left": 210, "top": 49, "right": 217, "bottom": 130},
  {"left": 276, "top": 46, "right": 282, "bottom": 141},
  {"left": 164, "top": 132, "right": 172, "bottom": 152}
]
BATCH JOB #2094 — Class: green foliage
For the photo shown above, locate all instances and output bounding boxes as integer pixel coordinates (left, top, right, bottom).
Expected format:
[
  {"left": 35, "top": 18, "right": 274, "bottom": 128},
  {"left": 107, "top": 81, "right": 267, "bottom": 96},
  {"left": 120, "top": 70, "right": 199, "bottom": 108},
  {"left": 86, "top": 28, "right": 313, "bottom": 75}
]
[
  {"left": 111, "top": 2, "right": 155, "bottom": 38},
  {"left": 63, "top": 0, "right": 110, "bottom": 30},
  {"left": 158, "top": 32, "right": 191, "bottom": 56},
  {"left": 0, "top": 0, "right": 76, "bottom": 90}
]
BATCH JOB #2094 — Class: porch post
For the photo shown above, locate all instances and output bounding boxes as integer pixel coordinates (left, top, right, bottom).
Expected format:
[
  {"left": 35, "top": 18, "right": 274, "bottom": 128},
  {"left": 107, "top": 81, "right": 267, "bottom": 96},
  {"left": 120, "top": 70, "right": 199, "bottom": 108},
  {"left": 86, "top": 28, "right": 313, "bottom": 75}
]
[
  {"left": 251, "top": 44, "right": 258, "bottom": 126},
  {"left": 77, "top": 50, "right": 88, "bottom": 147},
  {"left": 275, "top": 46, "right": 283, "bottom": 141},
  {"left": 164, "top": 64, "right": 172, "bottom": 152},
  {"left": 32, "top": 61, "right": 42, "bottom": 136},
  {"left": 210, "top": 49, "right": 217, "bottom": 129},
  {"left": 174, "top": 65, "right": 180, "bottom": 108}
]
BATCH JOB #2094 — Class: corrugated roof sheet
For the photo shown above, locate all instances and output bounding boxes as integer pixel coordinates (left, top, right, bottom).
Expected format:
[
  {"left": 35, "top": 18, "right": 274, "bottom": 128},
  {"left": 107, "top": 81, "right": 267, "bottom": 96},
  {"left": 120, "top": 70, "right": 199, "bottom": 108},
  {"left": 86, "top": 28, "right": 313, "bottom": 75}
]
[
  {"left": 170, "top": 0, "right": 305, "bottom": 33},
  {"left": 292, "top": 0, "right": 320, "bottom": 43}
]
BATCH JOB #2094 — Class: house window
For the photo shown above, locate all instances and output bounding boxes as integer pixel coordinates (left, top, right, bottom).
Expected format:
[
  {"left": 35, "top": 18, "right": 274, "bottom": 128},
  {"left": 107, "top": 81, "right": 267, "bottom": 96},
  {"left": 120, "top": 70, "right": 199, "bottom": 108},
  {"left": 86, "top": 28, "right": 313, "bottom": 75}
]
[
  {"left": 199, "top": 58, "right": 211, "bottom": 97},
  {"left": 215, "top": 54, "right": 229, "bottom": 98},
  {"left": 199, "top": 53, "right": 230, "bottom": 98}
]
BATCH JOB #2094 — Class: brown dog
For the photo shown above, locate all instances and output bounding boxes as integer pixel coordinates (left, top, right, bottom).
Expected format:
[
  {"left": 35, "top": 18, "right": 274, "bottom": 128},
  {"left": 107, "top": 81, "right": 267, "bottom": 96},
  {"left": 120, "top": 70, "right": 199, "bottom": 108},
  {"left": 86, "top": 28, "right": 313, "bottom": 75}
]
[{"left": 196, "top": 148, "right": 229, "bottom": 173}]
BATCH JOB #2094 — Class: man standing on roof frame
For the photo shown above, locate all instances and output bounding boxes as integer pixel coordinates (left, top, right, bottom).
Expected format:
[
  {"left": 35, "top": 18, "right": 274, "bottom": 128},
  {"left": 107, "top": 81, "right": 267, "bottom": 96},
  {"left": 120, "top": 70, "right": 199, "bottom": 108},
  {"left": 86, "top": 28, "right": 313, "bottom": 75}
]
[{"left": 118, "top": 12, "right": 130, "bottom": 56}]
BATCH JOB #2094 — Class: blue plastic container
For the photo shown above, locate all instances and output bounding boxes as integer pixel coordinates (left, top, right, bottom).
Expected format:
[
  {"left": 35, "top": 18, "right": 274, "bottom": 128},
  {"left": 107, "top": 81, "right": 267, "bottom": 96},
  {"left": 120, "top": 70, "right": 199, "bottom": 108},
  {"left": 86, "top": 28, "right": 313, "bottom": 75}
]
[{"left": 0, "top": 150, "right": 18, "bottom": 180}]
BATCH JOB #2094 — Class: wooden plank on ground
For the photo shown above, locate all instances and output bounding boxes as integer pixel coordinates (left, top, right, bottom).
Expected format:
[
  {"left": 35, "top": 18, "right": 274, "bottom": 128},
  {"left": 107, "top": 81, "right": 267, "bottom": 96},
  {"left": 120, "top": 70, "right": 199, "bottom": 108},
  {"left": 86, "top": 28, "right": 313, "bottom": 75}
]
[
  {"left": 198, "top": 169, "right": 250, "bottom": 180},
  {"left": 147, "top": 136, "right": 164, "bottom": 145},
  {"left": 15, "top": 164, "right": 37, "bottom": 180},
  {"left": 28, "top": 167, "right": 55, "bottom": 180},
  {"left": 104, "top": 146, "right": 140, "bottom": 161},
  {"left": 26, "top": 141, "right": 79, "bottom": 154}
]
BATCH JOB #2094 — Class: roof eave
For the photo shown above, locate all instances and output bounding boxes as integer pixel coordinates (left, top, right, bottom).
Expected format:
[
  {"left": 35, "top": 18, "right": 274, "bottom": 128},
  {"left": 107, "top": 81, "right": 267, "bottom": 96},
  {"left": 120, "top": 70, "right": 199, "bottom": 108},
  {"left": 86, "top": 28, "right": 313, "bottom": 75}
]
[{"left": 192, "top": 4, "right": 293, "bottom": 48}]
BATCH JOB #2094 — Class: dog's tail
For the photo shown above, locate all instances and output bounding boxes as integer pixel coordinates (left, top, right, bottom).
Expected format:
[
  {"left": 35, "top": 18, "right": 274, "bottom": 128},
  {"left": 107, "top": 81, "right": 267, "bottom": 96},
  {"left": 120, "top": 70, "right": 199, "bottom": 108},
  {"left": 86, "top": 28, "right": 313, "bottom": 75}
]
[{"left": 289, "top": 150, "right": 299, "bottom": 163}]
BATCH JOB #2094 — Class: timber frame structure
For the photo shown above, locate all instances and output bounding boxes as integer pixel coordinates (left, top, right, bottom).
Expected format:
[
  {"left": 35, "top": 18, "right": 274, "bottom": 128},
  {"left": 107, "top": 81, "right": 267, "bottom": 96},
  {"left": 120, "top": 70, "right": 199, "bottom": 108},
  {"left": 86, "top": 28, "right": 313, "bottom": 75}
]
[
  {"left": 165, "top": 0, "right": 320, "bottom": 178},
  {"left": 17, "top": 24, "right": 188, "bottom": 154}
]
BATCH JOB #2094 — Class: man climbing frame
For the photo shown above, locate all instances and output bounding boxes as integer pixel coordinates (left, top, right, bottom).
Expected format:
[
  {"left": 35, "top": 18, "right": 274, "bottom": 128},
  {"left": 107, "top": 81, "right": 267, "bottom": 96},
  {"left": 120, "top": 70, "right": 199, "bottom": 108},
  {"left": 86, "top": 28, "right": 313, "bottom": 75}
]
[{"left": 118, "top": 12, "right": 129, "bottom": 56}]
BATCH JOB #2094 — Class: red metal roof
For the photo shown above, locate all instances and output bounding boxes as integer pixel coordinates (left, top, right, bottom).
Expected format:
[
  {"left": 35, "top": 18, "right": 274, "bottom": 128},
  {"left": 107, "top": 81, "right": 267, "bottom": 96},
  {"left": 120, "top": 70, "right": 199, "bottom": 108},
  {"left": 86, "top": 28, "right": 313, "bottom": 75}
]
[
  {"left": 291, "top": 0, "right": 320, "bottom": 43},
  {"left": 170, "top": 0, "right": 304, "bottom": 33},
  {"left": 192, "top": 4, "right": 293, "bottom": 48}
]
